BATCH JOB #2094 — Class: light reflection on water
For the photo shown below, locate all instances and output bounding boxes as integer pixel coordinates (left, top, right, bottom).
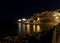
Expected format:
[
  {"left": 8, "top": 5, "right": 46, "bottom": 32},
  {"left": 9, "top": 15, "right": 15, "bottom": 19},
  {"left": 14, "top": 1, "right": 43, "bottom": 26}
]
[
  {"left": 26, "top": 24, "right": 30, "bottom": 33},
  {"left": 18, "top": 23, "right": 21, "bottom": 35},
  {"left": 18, "top": 23, "right": 41, "bottom": 35},
  {"left": 33, "top": 25, "right": 36, "bottom": 32},
  {"left": 37, "top": 25, "right": 41, "bottom": 32}
]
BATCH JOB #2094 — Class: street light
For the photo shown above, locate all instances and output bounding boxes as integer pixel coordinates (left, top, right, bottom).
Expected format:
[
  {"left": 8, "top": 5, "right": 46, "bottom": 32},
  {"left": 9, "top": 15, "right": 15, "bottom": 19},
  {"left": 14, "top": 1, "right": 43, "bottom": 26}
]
[
  {"left": 22, "top": 18, "right": 26, "bottom": 21},
  {"left": 53, "top": 12, "right": 59, "bottom": 19},
  {"left": 18, "top": 19, "right": 21, "bottom": 22}
]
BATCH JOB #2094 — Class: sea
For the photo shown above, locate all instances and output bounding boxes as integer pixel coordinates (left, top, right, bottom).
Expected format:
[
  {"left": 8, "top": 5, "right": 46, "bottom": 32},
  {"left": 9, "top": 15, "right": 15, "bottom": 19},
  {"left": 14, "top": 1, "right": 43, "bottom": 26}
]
[{"left": 0, "top": 21, "right": 18, "bottom": 39}]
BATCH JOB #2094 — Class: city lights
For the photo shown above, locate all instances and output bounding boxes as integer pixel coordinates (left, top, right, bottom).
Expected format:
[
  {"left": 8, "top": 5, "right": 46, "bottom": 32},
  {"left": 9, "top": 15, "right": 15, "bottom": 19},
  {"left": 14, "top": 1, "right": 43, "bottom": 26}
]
[
  {"left": 27, "top": 24, "right": 30, "bottom": 33},
  {"left": 53, "top": 12, "right": 60, "bottom": 16},
  {"left": 18, "top": 10, "right": 60, "bottom": 35},
  {"left": 33, "top": 25, "right": 36, "bottom": 32},
  {"left": 18, "top": 23, "right": 21, "bottom": 35},
  {"left": 37, "top": 25, "right": 41, "bottom": 32},
  {"left": 33, "top": 20, "right": 35, "bottom": 23},
  {"left": 37, "top": 18, "right": 40, "bottom": 20},
  {"left": 22, "top": 18, "right": 26, "bottom": 21},
  {"left": 18, "top": 19, "right": 21, "bottom": 22},
  {"left": 55, "top": 16, "right": 58, "bottom": 19}
]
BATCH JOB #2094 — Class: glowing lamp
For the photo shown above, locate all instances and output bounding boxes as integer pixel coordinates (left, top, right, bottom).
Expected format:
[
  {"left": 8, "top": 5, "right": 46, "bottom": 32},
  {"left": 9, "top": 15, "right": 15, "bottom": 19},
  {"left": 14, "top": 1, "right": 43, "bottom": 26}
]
[
  {"left": 18, "top": 19, "right": 21, "bottom": 22},
  {"left": 56, "top": 16, "right": 58, "bottom": 19},
  {"left": 22, "top": 18, "right": 26, "bottom": 21},
  {"left": 37, "top": 18, "right": 40, "bottom": 20}
]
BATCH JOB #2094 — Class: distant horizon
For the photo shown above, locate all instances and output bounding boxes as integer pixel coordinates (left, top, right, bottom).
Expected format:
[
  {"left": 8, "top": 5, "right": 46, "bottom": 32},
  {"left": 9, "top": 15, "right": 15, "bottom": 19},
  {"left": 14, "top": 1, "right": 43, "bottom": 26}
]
[
  {"left": 0, "top": 9, "right": 60, "bottom": 22},
  {"left": 0, "top": 0, "right": 60, "bottom": 21}
]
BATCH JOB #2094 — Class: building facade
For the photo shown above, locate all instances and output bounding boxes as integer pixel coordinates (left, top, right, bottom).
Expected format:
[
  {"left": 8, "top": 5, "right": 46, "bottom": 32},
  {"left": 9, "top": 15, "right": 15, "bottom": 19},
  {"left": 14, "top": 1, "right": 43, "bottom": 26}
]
[{"left": 18, "top": 10, "right": 60, "bottom": 35}]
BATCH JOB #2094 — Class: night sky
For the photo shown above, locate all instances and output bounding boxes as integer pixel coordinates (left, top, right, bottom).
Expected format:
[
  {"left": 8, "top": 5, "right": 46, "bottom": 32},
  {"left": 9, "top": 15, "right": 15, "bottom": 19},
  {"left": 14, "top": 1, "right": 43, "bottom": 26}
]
[
  {"left": 0, "top": 0, "right": 60, "bottom": 21},
  {"left": 0, "top": 0, "right": 60, "bottom": 37}
]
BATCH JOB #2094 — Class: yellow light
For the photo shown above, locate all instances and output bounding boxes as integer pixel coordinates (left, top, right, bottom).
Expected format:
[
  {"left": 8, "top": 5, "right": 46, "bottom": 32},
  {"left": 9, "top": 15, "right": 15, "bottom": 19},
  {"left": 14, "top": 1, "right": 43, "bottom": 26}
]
[
  {"left": 53, "top": 12, "right": 60, "bottom": 16},
  {"left": 33, "top": 20, "right": 35, "bottom": 23},
  {"left": 33, "top": 25, "right": 36, "bottom": 32},
  {"left": 37, "top": 18, "right": 40, "bottom": 20},
  {"left": 26, "top": 20, "right": 29, "bottom": 23},
  {"left": 56, "top": 16, "right": 58, "bottom": 19},
  {"left": 22, "top": 18, "right": 26, "bottom": 21},
  {"left": 27, "top": 24, "right": 30, "bottom": 33},
  {"left": 55, "top": 16, "right": 59, "bottom": 25},
  {"left": 26, "top": 20, "right": 30, "bottom": 23},
  {"left": 37, "top": 25, "right": 41, "bottom": 32}
]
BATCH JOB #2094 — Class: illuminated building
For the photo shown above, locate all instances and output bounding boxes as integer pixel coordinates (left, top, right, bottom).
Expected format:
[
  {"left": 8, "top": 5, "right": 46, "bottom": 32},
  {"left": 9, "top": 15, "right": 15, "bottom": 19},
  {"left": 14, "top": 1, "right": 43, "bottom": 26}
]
[{"left": 18, "top": 9, "right": 60, "bottom": 35}]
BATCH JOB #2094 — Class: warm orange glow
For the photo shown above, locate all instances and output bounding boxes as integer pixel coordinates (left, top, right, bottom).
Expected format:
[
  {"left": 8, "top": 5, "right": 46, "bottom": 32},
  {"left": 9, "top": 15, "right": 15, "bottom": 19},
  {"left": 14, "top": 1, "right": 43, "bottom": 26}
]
[
  {"left": 56, "top": 16, "right": 58, "bottom": 19},
  {"left": 54, "top": 16, "right": 59, "bottom": 25},
  {"left": 26, "top": 21, "right": 28, "bottom": 23},
  {"left": 53, "top": 12, "right": 60, "bottom": 16},
  {"left": 33, "top": 25, "right": 36, "bottom": 32},
  {"left": 37, "top": 18, "right": 40, "bottom": 20},
  {"left": 53, "top": 12, "right": 60, "bottom": 19},
  {"left": 33, "top": 20, "right": 35, "bottom": 22},
  {"left": 27, "top": 24, "right": 30, "bottom": 33},
  {"left": 37, "top": 25, "right": 41, "bottom": 32},
  {"left": 26, "top": 20, "right": 30, "bottom": 23}
]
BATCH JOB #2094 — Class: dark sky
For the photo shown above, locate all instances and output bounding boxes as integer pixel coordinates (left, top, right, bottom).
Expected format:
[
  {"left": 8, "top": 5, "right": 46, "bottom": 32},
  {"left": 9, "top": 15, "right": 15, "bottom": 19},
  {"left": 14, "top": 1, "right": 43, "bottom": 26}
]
[
  {"left": 0, "top": 0, "right": 60, "bottom": 21},
  {"left": 0, "top": 0, "right": 60, "bottom": 36}
]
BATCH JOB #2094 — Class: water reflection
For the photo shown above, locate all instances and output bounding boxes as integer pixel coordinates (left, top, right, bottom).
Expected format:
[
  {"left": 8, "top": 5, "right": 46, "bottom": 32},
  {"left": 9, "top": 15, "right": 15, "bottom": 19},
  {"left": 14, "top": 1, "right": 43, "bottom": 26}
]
[
  {"left": 18, "top": 23, "right": 41, "bottom": 35},
  {"left": 26, "top": 24, "right": 30, "bottom": 33},
  {"left": 22, "top": 24, "right": 26, "bottom": 34},
  {"left": 37, "top": 25, "right": 41, "bottom": 32},
  {"left": 33, "top": 25, "right": 36, "bottom": 32},
  {"left": 18, "top": 23, "right": 21, "bottom": 35}
]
